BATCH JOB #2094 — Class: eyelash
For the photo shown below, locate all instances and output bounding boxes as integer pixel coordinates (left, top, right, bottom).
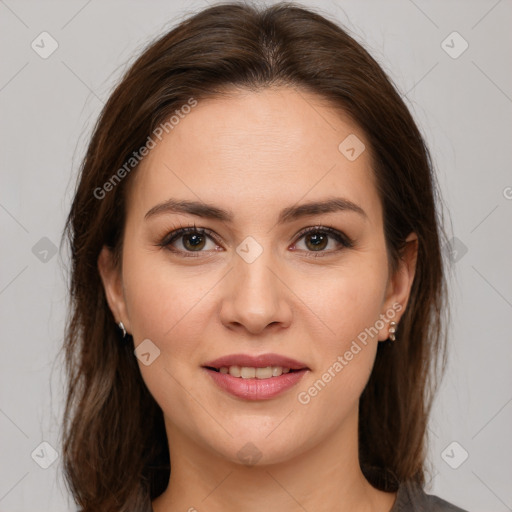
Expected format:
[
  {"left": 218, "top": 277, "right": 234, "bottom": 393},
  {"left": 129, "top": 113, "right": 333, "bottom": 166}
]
[{"left": 157, "top": 223, "right": 354, "bottom": 258}]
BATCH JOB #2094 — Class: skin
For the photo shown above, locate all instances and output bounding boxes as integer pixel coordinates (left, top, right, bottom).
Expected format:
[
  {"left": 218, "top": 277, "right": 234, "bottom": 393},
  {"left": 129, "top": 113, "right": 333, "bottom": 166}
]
[{"left": 98, "top": 86, "right": 418, "bottom": 512}]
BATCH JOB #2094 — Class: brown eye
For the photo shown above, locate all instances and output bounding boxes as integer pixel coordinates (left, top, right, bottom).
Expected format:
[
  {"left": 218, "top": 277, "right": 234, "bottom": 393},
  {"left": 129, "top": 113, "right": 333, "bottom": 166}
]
[
  {"left": 293, "top": 226, "right": 353, "bottom": 255},
  {"left": 304, "top": 231, "right": 329, "bottom": 251},
  {"left": 181, "top": 232, "right": 206, "bottom": 251},
  {"left": 160, "top": 227, "right": 220, "bottom": 256}
]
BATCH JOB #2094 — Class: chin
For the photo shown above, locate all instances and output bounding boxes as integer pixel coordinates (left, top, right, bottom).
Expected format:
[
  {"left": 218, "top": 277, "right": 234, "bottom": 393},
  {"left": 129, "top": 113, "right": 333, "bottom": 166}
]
[{"left": 205, "top": 428, "right": 310, "bottom": 468}]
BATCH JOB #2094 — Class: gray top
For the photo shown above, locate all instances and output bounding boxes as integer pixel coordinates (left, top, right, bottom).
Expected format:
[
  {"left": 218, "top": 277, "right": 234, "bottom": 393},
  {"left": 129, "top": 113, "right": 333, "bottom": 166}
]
[
  {"left": 390, "top": 481, "right": 468, "bottom": 511},
  {"left": 148, "top": 480, "right": 469, "bottom": 511}
]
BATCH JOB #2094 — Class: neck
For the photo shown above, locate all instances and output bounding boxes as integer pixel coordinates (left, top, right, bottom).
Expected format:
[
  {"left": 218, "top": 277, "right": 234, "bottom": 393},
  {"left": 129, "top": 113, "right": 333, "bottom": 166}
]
[{"left": 152, "top": 409, "right": 397, "bottom": 512}]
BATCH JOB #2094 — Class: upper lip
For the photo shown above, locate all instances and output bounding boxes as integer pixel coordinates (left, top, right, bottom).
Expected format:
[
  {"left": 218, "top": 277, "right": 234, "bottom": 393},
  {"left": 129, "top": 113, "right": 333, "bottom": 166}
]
[{"left": 203, "top": 353, "right": 309, "bottom": 370}]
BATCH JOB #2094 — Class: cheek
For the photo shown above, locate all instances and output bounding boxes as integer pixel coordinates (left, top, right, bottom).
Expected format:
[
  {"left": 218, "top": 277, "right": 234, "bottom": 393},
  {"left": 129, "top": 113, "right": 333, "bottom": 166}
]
[
  {"left": 304, "top": 257, "right": 388, "bottom": 345},
  {"left": 122, "top": 246, "right": 216, "bottom": 343},
  {"left": 298, "top": 258, "right": 387, "bottom": 393},
  {"left": 121, "top": 248, "right": 217, "bottom": 430}
]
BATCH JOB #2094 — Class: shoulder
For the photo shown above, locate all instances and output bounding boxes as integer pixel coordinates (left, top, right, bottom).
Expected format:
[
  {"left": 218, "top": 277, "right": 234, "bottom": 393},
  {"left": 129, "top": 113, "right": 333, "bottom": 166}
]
[{"left": 391, "top": 480, "right": 469, "bottom": 512}]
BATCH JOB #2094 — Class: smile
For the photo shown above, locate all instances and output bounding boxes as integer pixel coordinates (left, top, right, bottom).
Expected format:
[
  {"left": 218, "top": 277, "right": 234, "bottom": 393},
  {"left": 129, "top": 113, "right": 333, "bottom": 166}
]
[{"left": 210, "top": 365, "right": 294, "bottom": 379}]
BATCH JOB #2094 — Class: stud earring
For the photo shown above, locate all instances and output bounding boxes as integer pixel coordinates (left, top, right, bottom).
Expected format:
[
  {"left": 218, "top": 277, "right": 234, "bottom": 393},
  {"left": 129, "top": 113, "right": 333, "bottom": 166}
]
[
  {"left": 388, "top": 321, "right": 397, "bottom": 341},
  {"left": 118, "top": 321, "right": 127, "bottom": 338}
]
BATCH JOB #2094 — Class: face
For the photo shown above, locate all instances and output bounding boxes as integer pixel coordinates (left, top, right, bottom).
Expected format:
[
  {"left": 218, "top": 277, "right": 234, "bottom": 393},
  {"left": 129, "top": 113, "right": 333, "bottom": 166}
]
[{"left": 99, "top": 86, "right": 416, "bottom": 467}]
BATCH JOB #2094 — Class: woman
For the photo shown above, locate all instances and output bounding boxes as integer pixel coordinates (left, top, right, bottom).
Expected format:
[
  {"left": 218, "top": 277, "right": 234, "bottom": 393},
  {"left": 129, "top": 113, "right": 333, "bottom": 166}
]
[{"left": 61, "top": 2, "right": 468, "bottom": 511}]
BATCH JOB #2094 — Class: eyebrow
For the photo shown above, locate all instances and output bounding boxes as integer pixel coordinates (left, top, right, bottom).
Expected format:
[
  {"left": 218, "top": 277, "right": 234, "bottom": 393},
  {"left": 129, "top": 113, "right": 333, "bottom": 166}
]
[{"left": 144, "top": 197, "right": 367, "bottom": 223}]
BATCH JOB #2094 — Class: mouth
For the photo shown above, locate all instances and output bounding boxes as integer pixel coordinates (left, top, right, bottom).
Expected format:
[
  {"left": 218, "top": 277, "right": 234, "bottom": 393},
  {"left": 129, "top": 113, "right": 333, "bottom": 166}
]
[
  {"left": 202, "top": 352, "right": 309, "bottom": 377},
  {"left": 202, "top": 353, "right": 310, "bottom": 400},
  {"left": 204, "top": 365, "right": 304, "bottom": 379}
]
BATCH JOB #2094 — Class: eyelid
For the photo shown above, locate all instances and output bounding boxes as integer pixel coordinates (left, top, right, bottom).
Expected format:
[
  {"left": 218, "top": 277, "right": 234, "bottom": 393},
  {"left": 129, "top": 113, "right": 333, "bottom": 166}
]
[{"left": 160, "top": 225, "right": 222, "bottom": 247}]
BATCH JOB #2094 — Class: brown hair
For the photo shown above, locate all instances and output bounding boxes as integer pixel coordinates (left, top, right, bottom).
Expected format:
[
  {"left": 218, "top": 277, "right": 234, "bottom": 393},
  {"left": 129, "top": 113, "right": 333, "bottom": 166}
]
[{"left": 61, "top": 2, "right": 449, "bottom": 510}]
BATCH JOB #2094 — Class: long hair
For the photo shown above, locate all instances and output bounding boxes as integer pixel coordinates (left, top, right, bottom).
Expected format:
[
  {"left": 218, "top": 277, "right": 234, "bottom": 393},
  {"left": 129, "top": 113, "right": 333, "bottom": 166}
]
[{"left": 61, "top": 2, "right": 449, "bottom": 510}]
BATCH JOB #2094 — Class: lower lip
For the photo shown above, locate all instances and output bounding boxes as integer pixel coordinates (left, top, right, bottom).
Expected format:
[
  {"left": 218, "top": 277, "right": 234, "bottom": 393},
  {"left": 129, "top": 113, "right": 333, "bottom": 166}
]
[{"left": 203, "top": 368, "right": 308, "bottom": 400}]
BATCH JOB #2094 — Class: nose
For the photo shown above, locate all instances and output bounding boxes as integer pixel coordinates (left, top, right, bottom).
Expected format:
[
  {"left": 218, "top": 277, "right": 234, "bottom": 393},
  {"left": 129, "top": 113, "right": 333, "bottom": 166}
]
[{"left": 219, "top": 248, "right": 293, "bottom": 335}]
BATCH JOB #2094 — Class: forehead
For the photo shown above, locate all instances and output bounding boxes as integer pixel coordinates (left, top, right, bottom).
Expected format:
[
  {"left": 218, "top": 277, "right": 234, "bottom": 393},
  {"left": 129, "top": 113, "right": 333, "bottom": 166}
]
[{"left": 127, "top": 86, "right": 382, "bottom": 226}]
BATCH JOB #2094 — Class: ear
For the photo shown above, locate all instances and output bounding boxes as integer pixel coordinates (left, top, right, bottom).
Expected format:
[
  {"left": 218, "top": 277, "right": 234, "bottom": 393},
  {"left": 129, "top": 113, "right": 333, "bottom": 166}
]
[
  {"left": 97, "top": 245, "right": 131, "bottom": 334},
  {"left": 378, "top": 232, "right": 418, "bottom": 341}
]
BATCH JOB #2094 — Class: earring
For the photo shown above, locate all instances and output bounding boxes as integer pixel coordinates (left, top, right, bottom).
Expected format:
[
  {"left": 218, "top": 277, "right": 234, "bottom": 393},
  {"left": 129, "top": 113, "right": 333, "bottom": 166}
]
[
  {"left": 388, "top": 321, "right": 397, "bottom": 341},
  {"left": 118, "top": 321, "right": 127, "bottom": 338}
]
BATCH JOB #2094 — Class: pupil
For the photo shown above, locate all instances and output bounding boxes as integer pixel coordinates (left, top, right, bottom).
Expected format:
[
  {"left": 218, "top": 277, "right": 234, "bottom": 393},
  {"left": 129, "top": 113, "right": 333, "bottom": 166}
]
[
  {"left": 307, "top": 233, "right": 327, "bottom": 251},
  {"left": 185, "top": 233, "right": 205, "bottom": 250}
]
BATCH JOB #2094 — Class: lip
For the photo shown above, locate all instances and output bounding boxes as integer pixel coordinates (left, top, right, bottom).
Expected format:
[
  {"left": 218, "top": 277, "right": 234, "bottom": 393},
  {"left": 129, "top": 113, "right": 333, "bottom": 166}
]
[
  {"left": 203, "top": 367, "right": 309, "bottom": 400},
  {"left": 202, "top": 353, "right": 310, "bottom": 401},
  {"left": 203, "top": 353, "right": 309, "bottom": 371}
]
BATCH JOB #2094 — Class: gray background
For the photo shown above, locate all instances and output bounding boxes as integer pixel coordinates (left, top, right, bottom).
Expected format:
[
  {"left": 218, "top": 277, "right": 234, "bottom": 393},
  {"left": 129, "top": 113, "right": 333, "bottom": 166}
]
[{"left": 1, "top": 0, "right": 511, "bottom": 510}]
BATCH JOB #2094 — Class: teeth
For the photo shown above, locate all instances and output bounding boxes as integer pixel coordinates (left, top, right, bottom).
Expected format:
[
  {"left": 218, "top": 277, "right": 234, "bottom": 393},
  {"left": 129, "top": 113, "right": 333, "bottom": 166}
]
[
  {"left": 241, "top": 367, "right": 256, "bottom": 379},
  {"left": 255, "top": 367, "right": 272, "bottom": 379},
  {"left": 229, "top": 365, "right": 241, "bottom": 377},
  {"left": 217, "top": 365, "right": 293, "bottom": 379}
]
